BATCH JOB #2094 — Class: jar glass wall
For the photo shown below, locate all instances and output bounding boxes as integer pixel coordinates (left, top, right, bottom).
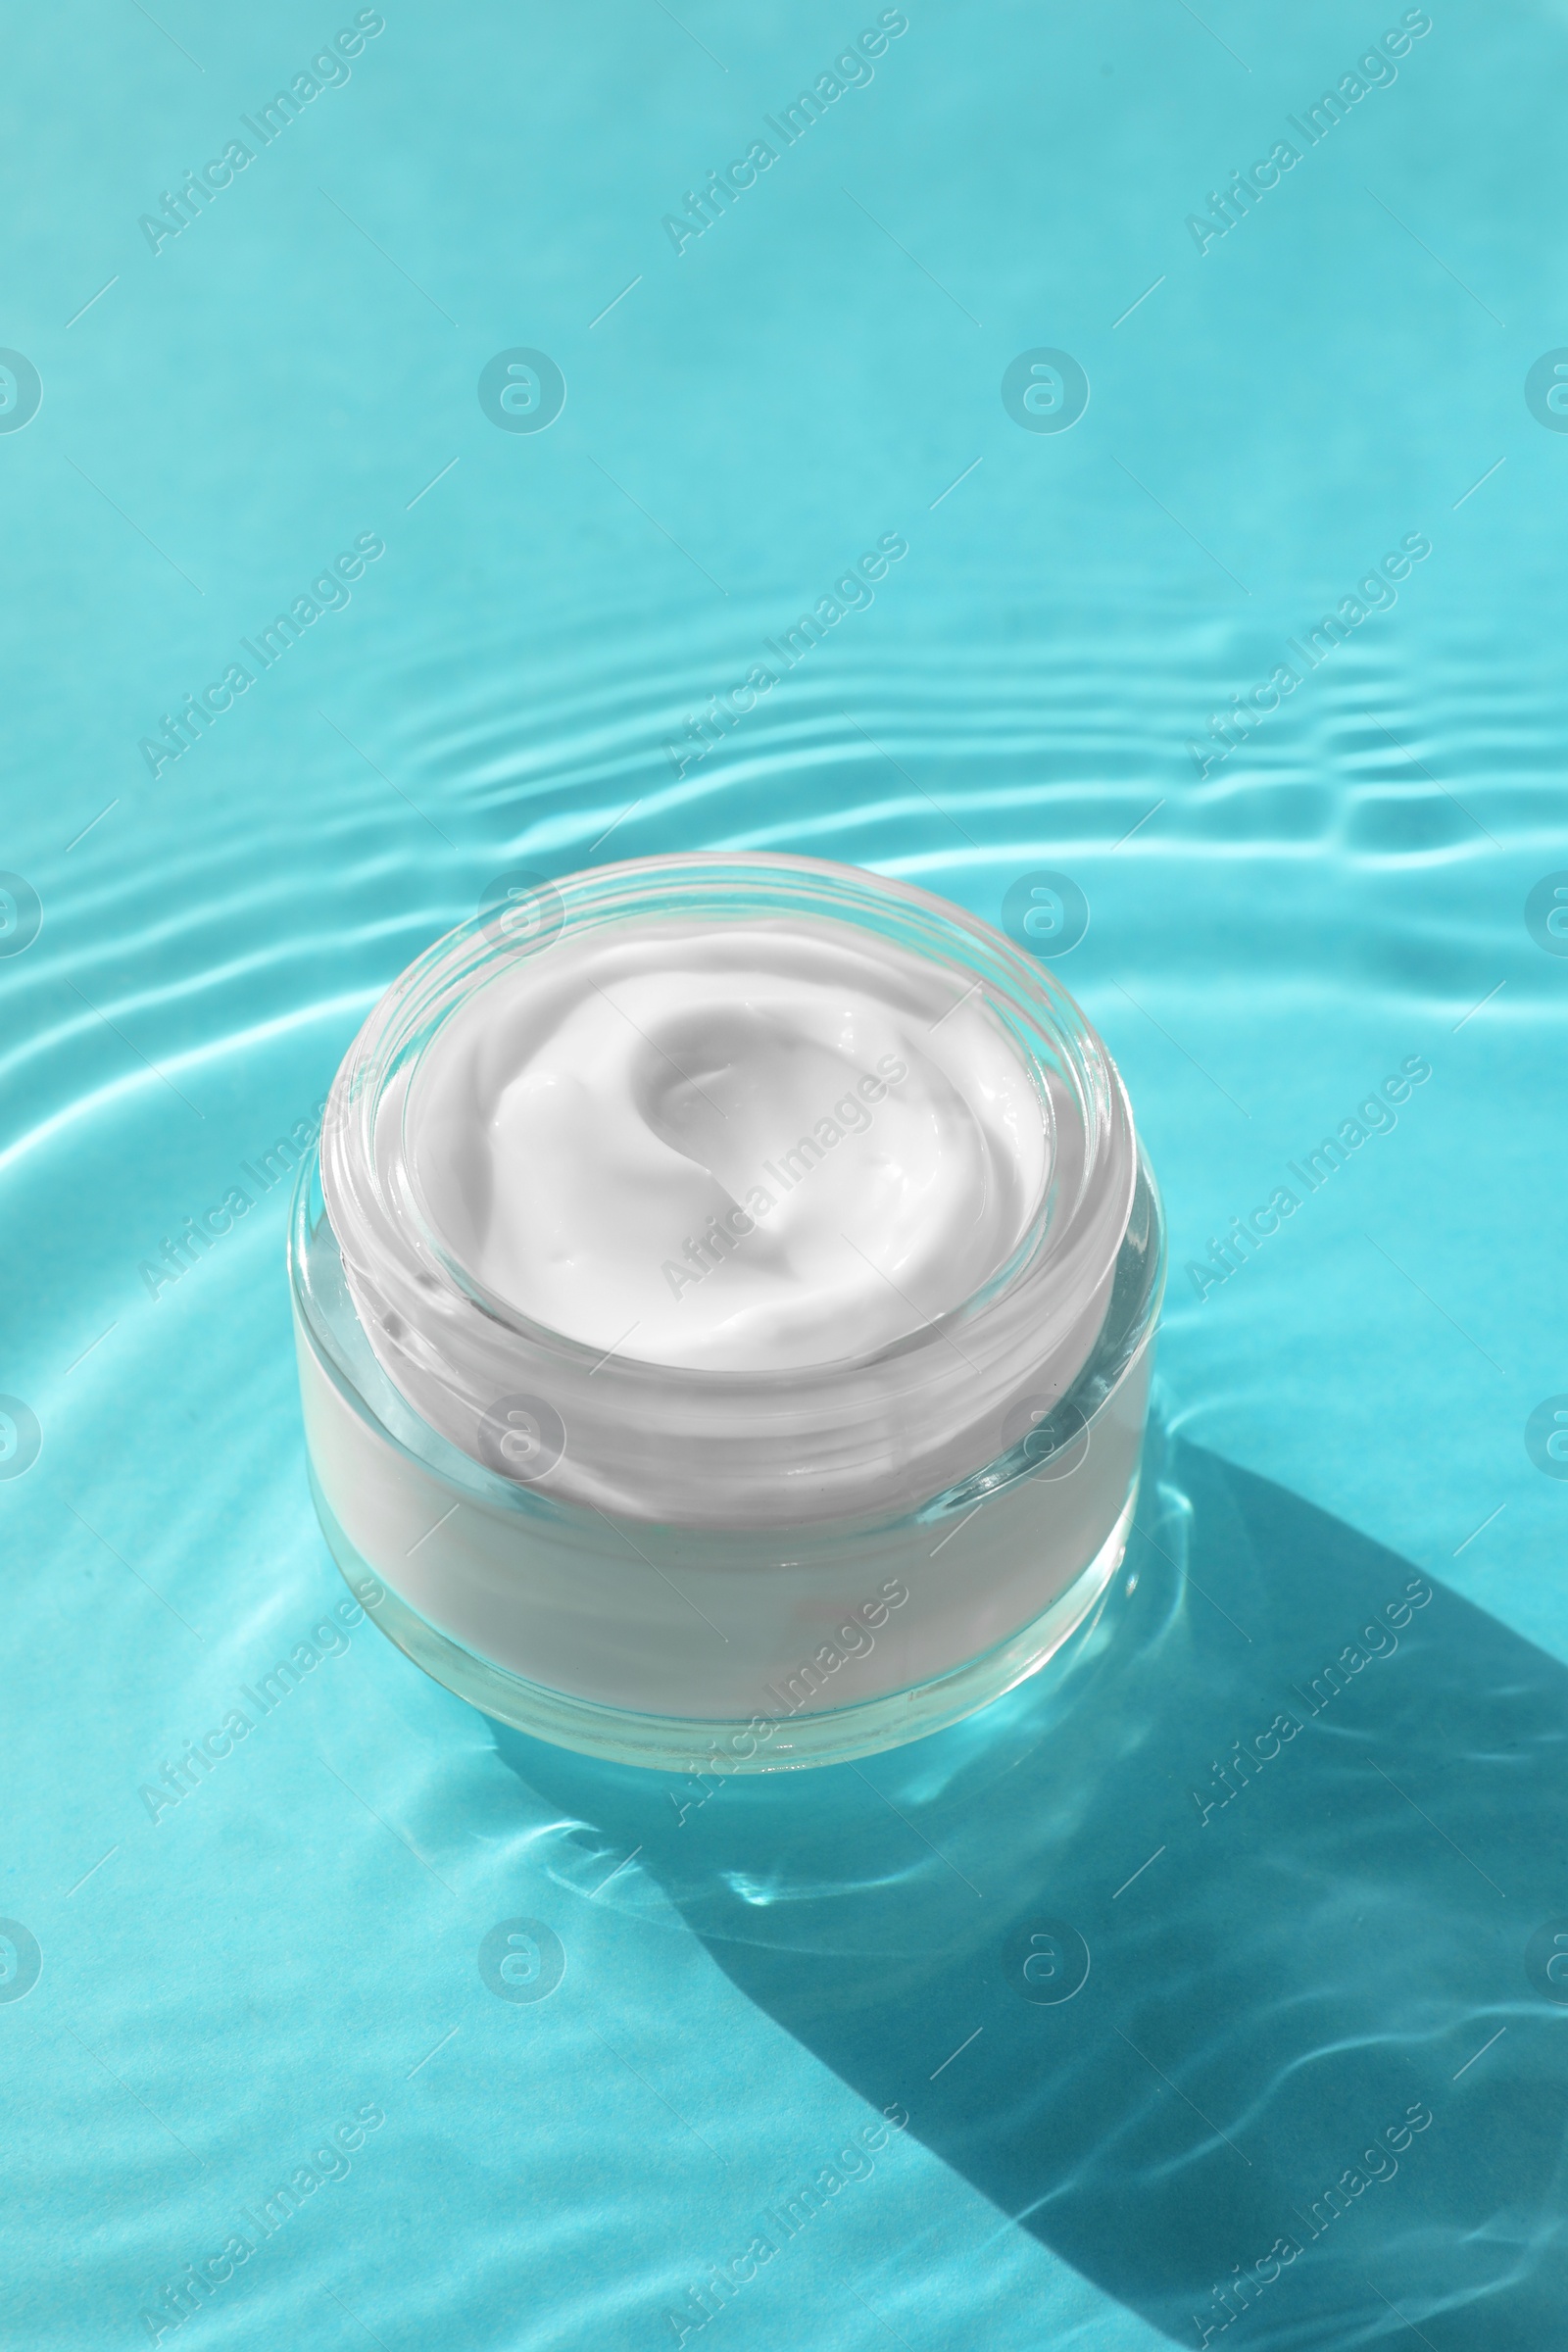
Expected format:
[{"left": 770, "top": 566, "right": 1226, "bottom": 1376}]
[{"left": 289, "top": 853, "right": 1165, "bottom": 1771}]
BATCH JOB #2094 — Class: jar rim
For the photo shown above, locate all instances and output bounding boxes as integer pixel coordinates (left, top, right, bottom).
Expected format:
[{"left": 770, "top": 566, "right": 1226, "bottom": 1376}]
[{"left": 318, "top": 852, "right": 1143, "bottom": 1526}]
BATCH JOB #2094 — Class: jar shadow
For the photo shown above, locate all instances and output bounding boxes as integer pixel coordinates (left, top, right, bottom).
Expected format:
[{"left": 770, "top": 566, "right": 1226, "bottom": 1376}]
[{"left": 490, "top": 1423, "right": 1568, "bottom": 2350}]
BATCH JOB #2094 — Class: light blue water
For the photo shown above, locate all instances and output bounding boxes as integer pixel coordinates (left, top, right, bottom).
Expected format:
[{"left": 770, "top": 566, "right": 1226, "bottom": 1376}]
[{"left": 3, "top": 4, "right": 1566, "bottom": 2345}]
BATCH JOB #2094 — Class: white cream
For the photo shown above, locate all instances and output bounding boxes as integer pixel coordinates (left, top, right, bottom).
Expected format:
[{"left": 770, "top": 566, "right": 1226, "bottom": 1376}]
[{"left": 409, "top": 928, "right": 1049, "bottom": 1372}]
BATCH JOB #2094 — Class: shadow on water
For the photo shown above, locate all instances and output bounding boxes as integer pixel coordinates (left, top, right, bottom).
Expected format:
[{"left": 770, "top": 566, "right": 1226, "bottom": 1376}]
[{"left": 491, "top": 1418, "right": 1568, "bottom": 2351}]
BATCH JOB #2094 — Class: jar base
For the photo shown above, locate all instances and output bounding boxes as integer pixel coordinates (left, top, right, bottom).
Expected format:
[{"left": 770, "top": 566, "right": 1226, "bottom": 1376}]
[{"left": 311, "top": 1462, "right": 1139, "bottom": 1773}]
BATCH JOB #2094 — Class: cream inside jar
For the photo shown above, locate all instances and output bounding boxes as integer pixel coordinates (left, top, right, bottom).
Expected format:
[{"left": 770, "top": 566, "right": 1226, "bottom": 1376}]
[
  {"left": 293, "top": 853, "right": 1163, "bottom": 1768},
  {"left": 412, "top": 920, "right": 1048, "bottom": 1366}
]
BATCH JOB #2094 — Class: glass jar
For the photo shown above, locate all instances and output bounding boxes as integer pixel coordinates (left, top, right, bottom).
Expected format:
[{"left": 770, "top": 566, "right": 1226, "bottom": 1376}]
[{"left": 289, "top": 852, "right": 1164, "bottom": 1771}]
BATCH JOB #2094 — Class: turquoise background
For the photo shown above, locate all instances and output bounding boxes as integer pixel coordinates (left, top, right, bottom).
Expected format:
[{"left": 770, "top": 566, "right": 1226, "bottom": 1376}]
[{"left": 3, "top": 3, "right": 1566, "bottom": 2345}]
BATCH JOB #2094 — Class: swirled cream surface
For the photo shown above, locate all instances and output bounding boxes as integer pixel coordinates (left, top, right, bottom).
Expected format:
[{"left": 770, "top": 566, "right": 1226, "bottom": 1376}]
[{"left": 409, "top": 920, "right": 1050, "bottom": 1371}]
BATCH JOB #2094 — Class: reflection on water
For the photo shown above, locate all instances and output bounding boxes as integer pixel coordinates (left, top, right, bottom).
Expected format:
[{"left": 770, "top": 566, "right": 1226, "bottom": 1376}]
[
  {"left": 499, "top": 1413, "right": 1568, "bottom": 2349},
  {"left": 10, "top": 564, "right": 1563, "bottom": 2352}
]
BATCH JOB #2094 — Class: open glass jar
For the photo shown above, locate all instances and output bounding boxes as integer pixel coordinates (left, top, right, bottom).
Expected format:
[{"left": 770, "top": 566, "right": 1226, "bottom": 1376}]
[{"left": 289, "top": 852, "right": 1163, "bottom": 1771}]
